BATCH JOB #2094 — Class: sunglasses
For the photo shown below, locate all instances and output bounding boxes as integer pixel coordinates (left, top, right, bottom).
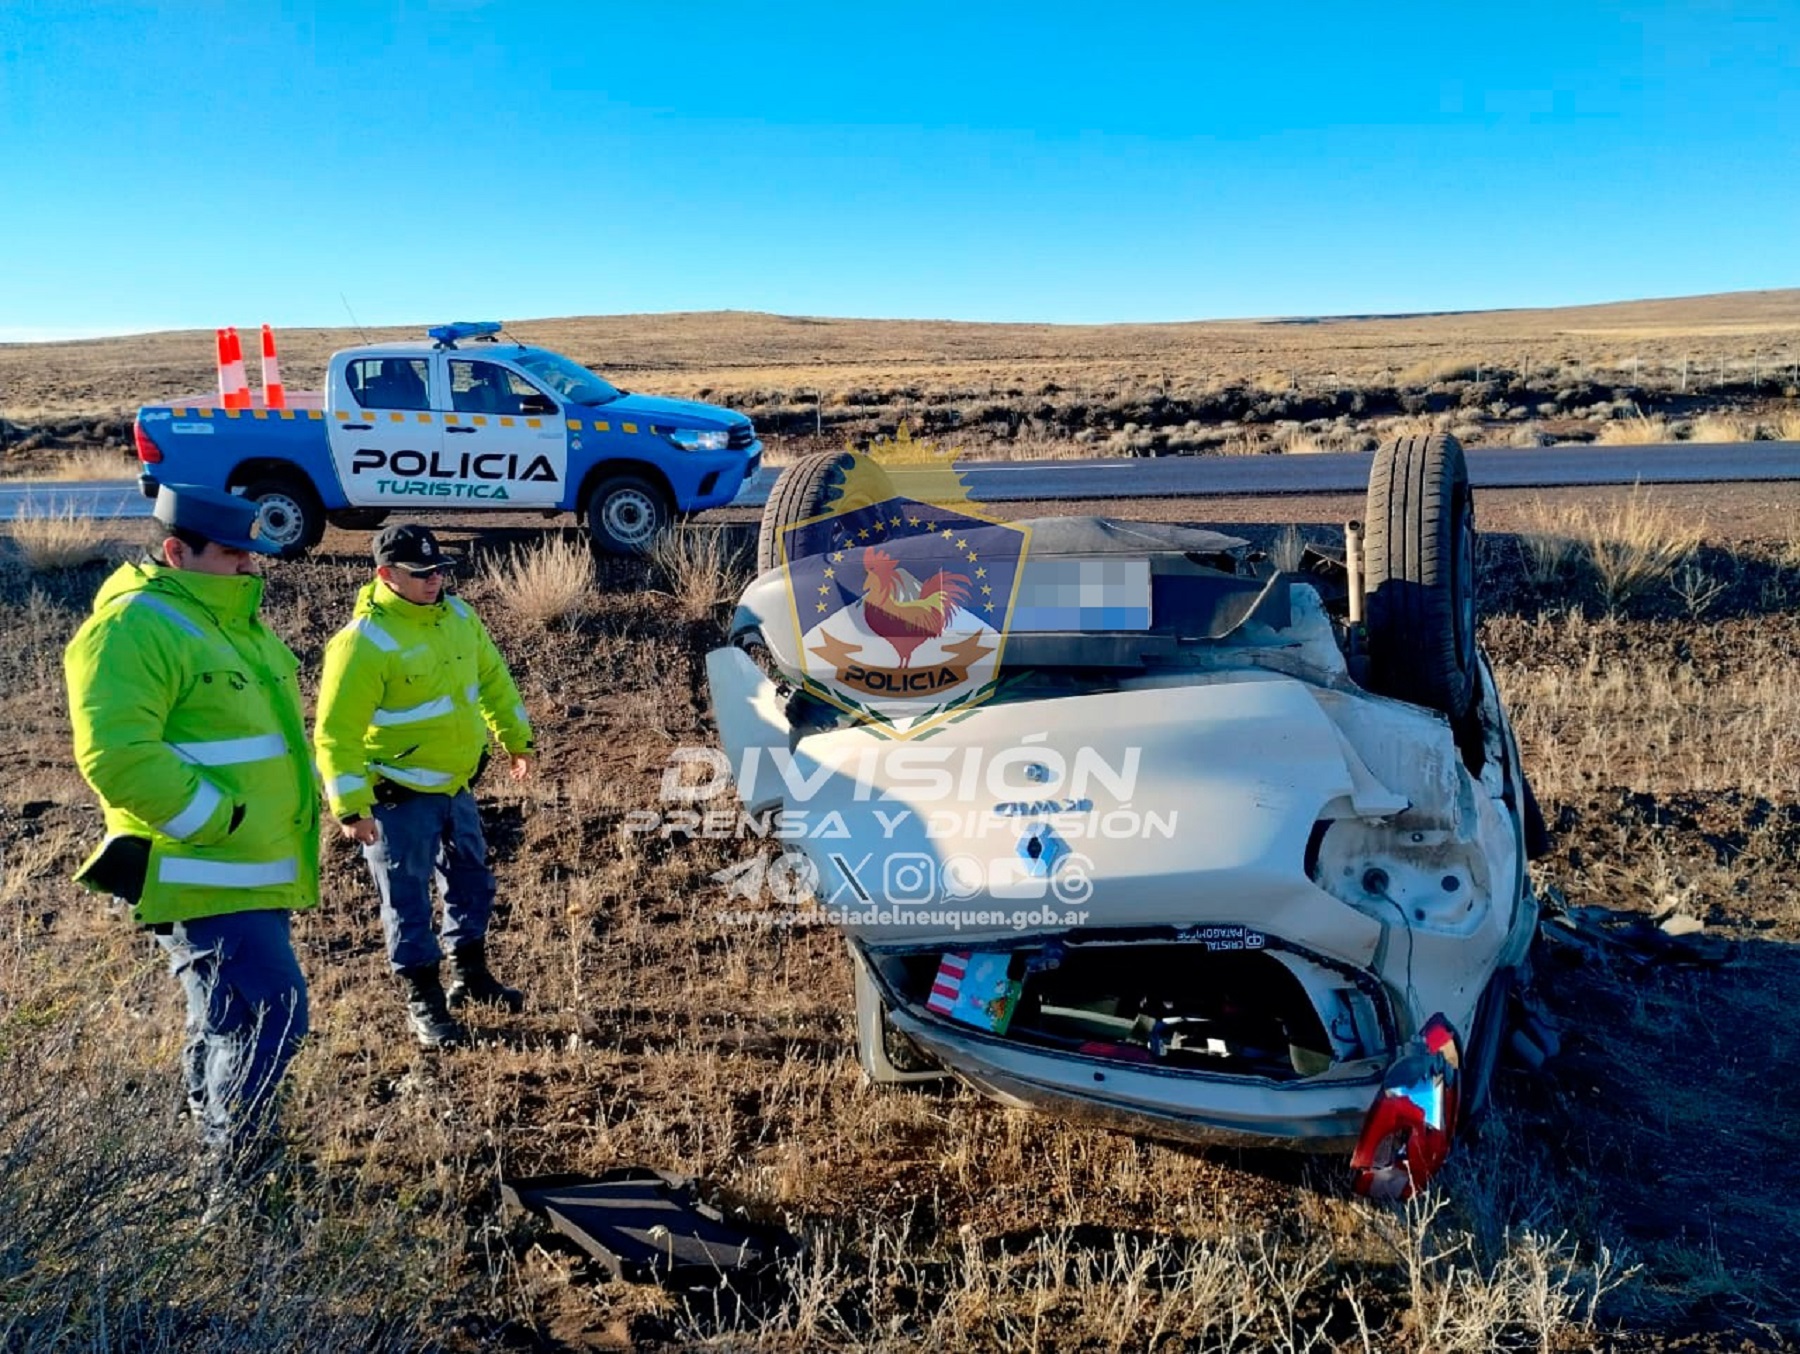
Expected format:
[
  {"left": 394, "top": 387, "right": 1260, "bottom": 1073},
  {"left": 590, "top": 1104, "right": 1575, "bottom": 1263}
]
[{"left": 396, "top": 564, "right": 452, "bottom": 579}]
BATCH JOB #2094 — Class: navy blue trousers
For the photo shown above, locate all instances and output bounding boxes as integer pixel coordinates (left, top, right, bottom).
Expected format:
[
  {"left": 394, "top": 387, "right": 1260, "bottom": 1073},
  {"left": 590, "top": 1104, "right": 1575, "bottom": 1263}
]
[
  {"left": 155, "top": 909, "right": 308, "bottom": 1159},
  {"left": 362, "top": 789, "right": 495, "bottom": 971}
]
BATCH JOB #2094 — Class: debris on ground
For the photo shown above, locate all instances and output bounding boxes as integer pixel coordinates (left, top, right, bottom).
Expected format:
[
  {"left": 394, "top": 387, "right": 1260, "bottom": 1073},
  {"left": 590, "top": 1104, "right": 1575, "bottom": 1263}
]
[{"left": 501, "top": 1168, "right": 798, "bottom": 1286}]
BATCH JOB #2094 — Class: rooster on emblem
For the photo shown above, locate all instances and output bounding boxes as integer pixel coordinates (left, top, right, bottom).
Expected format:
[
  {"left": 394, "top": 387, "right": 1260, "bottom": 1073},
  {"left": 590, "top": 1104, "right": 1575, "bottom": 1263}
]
[{"left": 858, "top": 547, "right": 972, "bottom": 667}]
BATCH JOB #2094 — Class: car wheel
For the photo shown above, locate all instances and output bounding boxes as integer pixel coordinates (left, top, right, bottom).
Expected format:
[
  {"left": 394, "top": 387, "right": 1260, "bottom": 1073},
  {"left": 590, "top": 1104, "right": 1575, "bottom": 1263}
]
[
  {"left": 240, "top": 476, "right": 324, "bottom": 559},
  {"left": 756, "top": 450, "right": 893, "bottom": 573},
  {"left": 586, "top": 475, "right": 670, "bottom": 555},
  {"left": 1363, "top": 432, "right": 1478, "bottom": 720}
]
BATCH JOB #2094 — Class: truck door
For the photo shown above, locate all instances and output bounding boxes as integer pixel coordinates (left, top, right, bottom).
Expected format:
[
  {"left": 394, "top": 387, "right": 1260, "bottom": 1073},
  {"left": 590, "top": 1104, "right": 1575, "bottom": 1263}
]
[
  {"left": 443, "top": 358, "right": 569, "bottom": 509},
  {"left": 328, "top": 356, "right": 446, "bottom": 507}
]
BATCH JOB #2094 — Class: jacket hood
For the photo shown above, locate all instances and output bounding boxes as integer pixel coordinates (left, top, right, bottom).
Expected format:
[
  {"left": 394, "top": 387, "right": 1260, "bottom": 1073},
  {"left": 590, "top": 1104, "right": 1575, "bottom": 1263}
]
[{"left": 94, "top": 560, "right": 266, "bottom": 623}]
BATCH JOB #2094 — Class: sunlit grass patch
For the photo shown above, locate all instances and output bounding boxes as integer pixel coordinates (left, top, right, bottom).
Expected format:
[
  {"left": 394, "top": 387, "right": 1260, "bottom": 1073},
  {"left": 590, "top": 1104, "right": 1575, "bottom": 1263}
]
[
  {"left": 4, "top": 502, "right": 119, "bottom": 571},
  {"left": 481, "top": 533, "right": 595, "bottom": 629}
]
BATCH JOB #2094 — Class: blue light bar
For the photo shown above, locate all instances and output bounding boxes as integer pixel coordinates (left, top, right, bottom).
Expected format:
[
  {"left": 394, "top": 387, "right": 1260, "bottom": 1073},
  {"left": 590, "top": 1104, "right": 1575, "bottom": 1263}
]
[{"left": 428, "top": 321, "right": 503, "bottom": 348}]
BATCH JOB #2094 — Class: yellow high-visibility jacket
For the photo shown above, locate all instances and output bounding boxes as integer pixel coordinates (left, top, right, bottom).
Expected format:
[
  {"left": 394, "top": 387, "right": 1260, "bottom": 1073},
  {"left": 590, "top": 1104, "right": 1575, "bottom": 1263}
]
[
  {"left": 64, "top": 562, "right": 321, "bottom": 925},
  {"left": 313, "top": 582, "right": 533, "bottom": 820}
]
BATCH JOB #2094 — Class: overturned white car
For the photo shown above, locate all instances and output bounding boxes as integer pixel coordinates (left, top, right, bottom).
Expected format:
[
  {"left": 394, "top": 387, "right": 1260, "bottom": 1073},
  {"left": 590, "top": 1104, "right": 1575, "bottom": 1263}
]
[{"left": 704, "top": 434, "right": 1541, "bottom": 1196}]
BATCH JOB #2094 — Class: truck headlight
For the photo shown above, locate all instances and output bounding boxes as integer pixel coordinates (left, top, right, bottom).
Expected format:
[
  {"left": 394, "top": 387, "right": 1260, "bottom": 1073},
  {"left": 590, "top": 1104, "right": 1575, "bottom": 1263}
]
[{"left": 666, "top": 428, "right": 730, "bottom": 452}]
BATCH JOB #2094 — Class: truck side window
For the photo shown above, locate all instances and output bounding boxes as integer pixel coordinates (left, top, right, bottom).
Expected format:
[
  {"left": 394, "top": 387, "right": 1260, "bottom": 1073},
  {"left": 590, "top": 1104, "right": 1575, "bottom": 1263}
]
[
  {"left": 451, "top": 361, "right": 555, "bottom": 417},
  {"left": 349, "top": 358, "right": 431, "bottom": 412}
]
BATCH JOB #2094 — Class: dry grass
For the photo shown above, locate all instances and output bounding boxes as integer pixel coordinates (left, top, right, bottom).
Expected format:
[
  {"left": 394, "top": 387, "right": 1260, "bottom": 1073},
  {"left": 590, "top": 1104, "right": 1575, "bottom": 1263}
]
[
  {"left": 0, "top": 448, "right": 137, "bottom": 481},
  {"left": 649, "top": 526, "right": 750, "bottom": 621},
  {"left": 1579, "top": 485, "right": 1705, "bottom": 607},
  {"left": 1515, "top": 486, "right": 1703, "bottom": 610},
  {"left": 1773, "top": 409, "right": 1800, "bottom": 441},
  {"left": 1688, "top": 413, "right": 1756, "bottom": 443},
  {"left": 1594, "top": 412, "right": 1672, "bottom": 445},
  {"left": 481, "top": 532, "right": 596, "bottom": 628},
  {"left": 4, "top": 503, "right": 121, "bottom": 571}
]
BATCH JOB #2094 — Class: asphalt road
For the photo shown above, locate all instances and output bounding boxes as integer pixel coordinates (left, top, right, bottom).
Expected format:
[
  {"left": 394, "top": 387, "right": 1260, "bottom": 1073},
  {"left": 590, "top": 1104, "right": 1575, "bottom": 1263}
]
[{"left": 5, "top": 441, "right": 1800, "bottom": 521}]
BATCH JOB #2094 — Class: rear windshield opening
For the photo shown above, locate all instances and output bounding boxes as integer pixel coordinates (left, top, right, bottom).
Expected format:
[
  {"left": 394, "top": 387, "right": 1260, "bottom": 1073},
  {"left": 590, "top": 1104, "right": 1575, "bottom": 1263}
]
[{"left": 881, "top": 941, "right": 1349, "bottom": 1081}]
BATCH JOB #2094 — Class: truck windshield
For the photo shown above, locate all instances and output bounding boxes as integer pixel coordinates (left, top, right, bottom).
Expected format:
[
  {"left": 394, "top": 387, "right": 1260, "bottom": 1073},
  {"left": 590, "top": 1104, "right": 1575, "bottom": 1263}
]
[{"left": 514, "top": 350, "right": 621, "bottom": 406}]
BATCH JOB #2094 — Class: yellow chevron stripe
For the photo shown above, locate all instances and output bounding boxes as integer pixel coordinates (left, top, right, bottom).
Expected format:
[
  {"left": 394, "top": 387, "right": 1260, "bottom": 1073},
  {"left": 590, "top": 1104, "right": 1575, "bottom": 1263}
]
[
  {"left": 566, "top": 419, "right": 581, "bottom": 430},
  {"left": 593, "top": 420, "right": 609, "bottom": 432},
  {"left": 622, "top": 422, "right": 638, "bottom": 434}
]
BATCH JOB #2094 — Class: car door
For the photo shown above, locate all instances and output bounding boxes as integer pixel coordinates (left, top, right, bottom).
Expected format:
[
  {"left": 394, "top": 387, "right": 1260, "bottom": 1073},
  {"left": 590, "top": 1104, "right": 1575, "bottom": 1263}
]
[
  {"left": 443, "top": 358, "right": 569, "bottom": 509},
  {"left": 328, "top": 355, "right": 445, "bottom": 507}
]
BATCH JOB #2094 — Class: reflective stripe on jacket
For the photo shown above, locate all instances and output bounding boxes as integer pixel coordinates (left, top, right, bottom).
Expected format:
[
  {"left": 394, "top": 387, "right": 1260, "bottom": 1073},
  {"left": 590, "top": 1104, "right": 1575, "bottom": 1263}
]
[
  {"left": 313, "top": 582, "right": 532, "bottom": 819},
  {"left": 63, "top": 562, "right": 321, "bottom": 925}
]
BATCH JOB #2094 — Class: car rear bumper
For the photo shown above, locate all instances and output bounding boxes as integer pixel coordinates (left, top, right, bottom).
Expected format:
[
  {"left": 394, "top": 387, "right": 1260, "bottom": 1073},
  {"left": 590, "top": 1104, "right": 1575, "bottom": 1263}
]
[{"left": 888, "top": 1004, "right": 1380, "bottom": 1150}]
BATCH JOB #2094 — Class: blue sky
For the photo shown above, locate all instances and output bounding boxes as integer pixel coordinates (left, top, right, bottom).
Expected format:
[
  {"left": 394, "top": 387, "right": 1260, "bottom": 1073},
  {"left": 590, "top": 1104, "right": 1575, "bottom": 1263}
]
[{"left": 1, "top": 1, "right": 1795, "bottom": 338}]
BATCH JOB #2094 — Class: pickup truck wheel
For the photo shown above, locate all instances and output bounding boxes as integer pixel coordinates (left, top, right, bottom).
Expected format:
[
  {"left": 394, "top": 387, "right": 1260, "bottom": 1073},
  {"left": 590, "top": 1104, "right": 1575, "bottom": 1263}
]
[
  {"left": 756, "top": 450, "right": 893, "bottom": 574},
  {"left": 1362, "top": 433, "right": 1478, "bottom": 721},
  {"left": 586, "top": 475, "right": 670, "bottom": 554},
  {"left": 240, "top": 477, "right": 325, "bottom": 559}
]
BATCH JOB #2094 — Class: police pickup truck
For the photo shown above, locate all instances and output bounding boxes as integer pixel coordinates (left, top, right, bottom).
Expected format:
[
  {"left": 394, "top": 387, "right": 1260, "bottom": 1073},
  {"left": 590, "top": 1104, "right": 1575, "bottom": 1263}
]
[{"left": 132, "top": 322, "right": 761, "bottom": 556}]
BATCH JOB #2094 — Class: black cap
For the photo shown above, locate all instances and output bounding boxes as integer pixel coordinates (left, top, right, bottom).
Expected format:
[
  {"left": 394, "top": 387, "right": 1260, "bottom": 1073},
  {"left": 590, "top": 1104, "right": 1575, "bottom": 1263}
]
[
  {"left": 372, "top": 523, "right": 454, "bottom": 573},
  {"left": 153, "top": 483, "right": 280, "bottom": 555}
]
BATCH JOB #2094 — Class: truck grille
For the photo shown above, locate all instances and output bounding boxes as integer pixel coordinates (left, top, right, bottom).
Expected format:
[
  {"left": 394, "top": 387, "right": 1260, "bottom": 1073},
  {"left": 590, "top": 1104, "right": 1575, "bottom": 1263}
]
[{"left": 728, "top": 422, "right": 756, "bottom": 451}]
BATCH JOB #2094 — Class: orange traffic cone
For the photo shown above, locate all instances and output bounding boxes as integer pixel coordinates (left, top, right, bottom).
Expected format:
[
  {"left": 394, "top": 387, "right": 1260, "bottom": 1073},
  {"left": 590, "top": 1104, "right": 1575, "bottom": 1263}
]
[
  {"left": 260, "top": 325, "right": 286, "bottom": 410},
  {"left": 221, "top": 327, "right": 251, "bottom": 409},
  {"left": 215, "top": 328, "right": 234, "bottom": 408}
]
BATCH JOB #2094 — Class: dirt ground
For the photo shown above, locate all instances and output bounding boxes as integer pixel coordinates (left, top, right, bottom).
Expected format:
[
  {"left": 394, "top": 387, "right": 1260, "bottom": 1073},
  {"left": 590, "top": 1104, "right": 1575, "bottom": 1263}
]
[{"left": 5, "top": 477, "right": 1800, "bottom": 1351}]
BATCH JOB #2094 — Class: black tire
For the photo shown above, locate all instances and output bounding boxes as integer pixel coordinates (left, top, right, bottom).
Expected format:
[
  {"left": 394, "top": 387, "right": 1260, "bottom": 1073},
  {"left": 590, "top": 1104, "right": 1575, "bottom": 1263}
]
[
  {"left": 1363, "top": 433, "right": 1478, "bottom": 720},
  {"left": 585, "top": 475, "right": 671, "bottom": 554},
  {"left": 240, "top": 476, "right": 325, "bottom": 559},
  {"left": 756, "top": 450, "right": 889, "bottom": 574},
  {"left": 326, "top": 508, "right": 389, "bottom": 532}
]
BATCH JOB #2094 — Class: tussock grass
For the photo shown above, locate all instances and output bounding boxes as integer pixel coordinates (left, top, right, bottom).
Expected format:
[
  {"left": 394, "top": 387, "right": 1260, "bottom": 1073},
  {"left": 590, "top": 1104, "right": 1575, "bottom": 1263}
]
[
  {"left": 649, "top": 526, "right": 750, "bottom": 620},
  {"left": 1688, "top": 412, "right": 1755, "bottom": 443},
  {"left": 1580, "top": 485, "right": 1705, "bottom": 608},
  {"left": 481, "top": 533, "right": 595, "bottom": 628},
  {"left": 1516, "top": 487, "right": 1702, "bottom": 609},
  {"left": 1595, "top": 413, "right": 1672, "bottom": 445},
  {"left": 4, "top": 503, "right": 119, "bottom": 571},
  {"left": 1773, "top": 409, "right": 1800, "bottom": 441}
]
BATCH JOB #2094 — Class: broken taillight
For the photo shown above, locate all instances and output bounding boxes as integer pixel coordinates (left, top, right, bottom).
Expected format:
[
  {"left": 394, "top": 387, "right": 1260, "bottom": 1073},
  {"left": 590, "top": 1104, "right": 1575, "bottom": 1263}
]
[
  {"left": 133, "top": 419, "right": 162, "bottom": 464},
  {"left": 1349, "top": 1013, "right": 1463, "bottom": 1201}
]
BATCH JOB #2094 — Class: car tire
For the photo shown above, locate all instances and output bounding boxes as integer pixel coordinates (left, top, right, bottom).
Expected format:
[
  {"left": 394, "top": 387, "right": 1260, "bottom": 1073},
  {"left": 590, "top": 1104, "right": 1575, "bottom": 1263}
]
[
  {"left": 756, "top": 450, "right": 892, "bottom": 574},
  {"left": 586, "top": 475, "right": 671, "bottom": 555},
  {"left": 240, "top": 475, "right": 325, "bottom": 559},
  {"left": 1363, "top": 432, "right": 1478, "bottom": 720}
]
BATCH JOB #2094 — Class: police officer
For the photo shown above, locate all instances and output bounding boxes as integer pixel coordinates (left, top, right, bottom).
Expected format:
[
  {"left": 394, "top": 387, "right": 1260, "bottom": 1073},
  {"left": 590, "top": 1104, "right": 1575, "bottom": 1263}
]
[
  {"left": 64, "top": 484, "right": 318, "bottom": 1182},
  {"left": 313, "top": 524, "right": 534, "bottom": 1048}
]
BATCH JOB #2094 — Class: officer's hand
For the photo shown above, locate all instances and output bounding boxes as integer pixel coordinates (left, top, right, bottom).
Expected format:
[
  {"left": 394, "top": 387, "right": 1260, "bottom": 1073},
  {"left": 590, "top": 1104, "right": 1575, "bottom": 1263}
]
[
  {"left": 341, "top": 817, "right": 381, "bottom": 846},
  {"left": 509, "top": 755, "right": 533, "bottom": 782}
]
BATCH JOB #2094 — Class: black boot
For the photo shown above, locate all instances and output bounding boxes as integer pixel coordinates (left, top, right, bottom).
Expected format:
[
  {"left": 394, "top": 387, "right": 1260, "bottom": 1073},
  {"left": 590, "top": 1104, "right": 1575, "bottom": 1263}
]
[
  {"left": 400, "top": 964, "right": 467, "bottom": 1048},
  {"left": 446, "top": 940, "right": 524, "bottom": 1013}
]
